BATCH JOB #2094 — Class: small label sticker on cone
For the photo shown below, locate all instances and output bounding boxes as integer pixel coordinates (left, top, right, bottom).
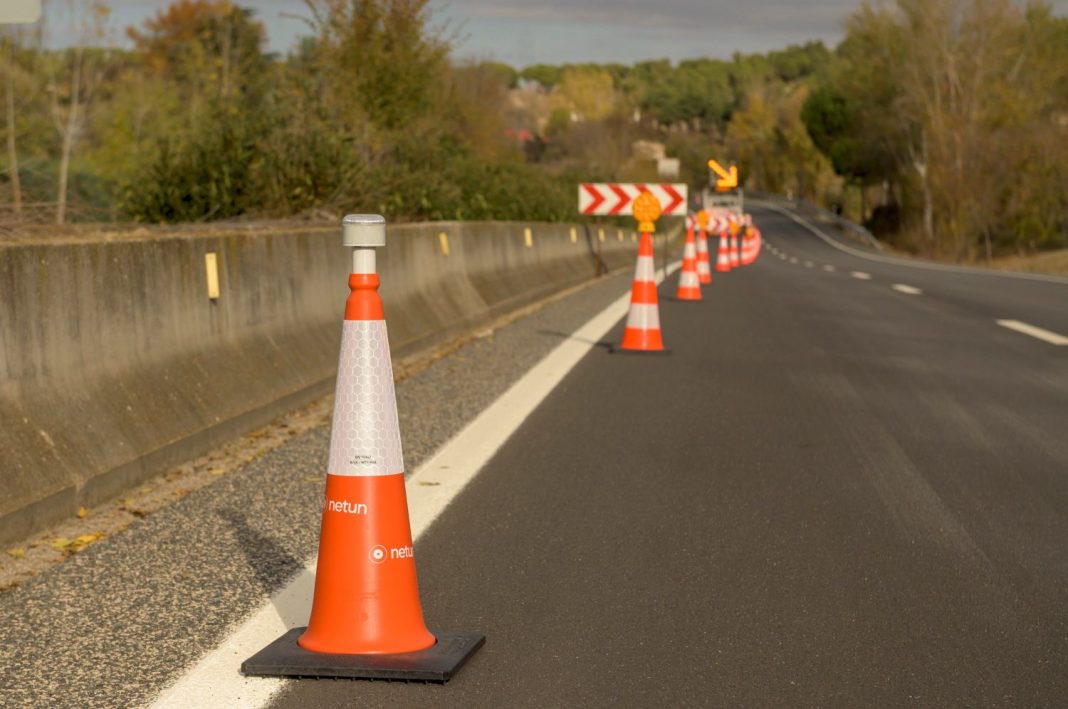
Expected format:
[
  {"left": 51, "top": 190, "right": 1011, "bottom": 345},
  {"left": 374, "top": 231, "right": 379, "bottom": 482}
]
[{"left": 328, "top": 321, "right": 405, "bottom": 476}]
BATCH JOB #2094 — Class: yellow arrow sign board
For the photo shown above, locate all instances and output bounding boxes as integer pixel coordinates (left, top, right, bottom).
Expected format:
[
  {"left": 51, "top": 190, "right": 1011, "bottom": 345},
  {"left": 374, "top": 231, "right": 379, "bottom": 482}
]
[{"left": 708, "top": 159, "right": 738, "bottom": 191}]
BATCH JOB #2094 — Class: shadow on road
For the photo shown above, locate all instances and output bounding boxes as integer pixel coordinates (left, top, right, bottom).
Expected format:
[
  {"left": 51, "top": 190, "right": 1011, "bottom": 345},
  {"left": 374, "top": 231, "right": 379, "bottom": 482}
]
[
  {"left": 217, "top": 507, "right": 314, "bottom": 628},
  {"left": 536, "top": 329, "right": 613, "bottom": 350}
]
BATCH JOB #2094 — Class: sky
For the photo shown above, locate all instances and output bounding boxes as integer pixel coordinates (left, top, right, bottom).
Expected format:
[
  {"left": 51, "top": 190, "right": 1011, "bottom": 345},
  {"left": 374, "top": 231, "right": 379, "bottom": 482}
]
[{"left": 69, "top": 0, "right": 1068, "bottom": 67}]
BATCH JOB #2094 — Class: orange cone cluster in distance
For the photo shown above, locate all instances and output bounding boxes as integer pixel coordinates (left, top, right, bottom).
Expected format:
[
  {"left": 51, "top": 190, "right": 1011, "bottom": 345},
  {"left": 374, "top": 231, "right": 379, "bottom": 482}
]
[
  {"left": 614, "top": 204, "right": 762, "bottom": 352},
  {"left": 242, "top": 215, "right": 484, "bottom": 683}
]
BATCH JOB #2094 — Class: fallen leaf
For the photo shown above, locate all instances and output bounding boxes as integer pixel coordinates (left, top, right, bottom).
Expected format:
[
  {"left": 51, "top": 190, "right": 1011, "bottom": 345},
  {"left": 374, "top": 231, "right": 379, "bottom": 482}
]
[
  {"left": 65, "top": 532, "right": 105, "bottom": 553},
  {"left": 418, "top": 481, "right": 441, "bottom": 487},
  {"left": 76, "top": 506, "right": 88, "bottom": 519},
  {"left": 49, "top": 537, "right": 73, "bottom": 551},
  {"left": 304, "top": 476, "right": 320, "bottom": 482},
  {"left": 6, "top": 548, "right": 26, "bottom": 560}
]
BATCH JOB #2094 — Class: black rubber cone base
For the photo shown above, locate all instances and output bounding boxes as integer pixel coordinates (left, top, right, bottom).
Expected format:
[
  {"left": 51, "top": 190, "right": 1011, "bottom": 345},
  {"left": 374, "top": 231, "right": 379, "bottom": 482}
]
[
  {"left": 241, "top": 628, "right": 485, "bottom": 683},
  {"left": 608, "top": 344, "right": 671, "bottom": 355}
]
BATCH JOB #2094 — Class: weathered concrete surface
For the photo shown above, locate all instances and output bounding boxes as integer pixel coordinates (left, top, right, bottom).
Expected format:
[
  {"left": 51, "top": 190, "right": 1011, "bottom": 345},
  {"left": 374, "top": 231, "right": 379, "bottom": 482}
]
[{"left": 0, "top": 220, "right": 672, "bottom": 544}]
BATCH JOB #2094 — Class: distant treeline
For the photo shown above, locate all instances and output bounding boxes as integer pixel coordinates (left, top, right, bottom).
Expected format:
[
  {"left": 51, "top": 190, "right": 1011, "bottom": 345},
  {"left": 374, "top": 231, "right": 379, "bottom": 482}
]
[{"left": 2, "top": 0, "right": 1065, "bottom": 259}]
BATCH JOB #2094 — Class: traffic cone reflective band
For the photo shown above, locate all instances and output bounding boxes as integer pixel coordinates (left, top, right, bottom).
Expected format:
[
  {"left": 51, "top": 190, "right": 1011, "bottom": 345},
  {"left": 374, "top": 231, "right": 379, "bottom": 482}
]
[
  {"left": 243, "top": 215, "right": 483, "bottom": 681},
  {"left": 730, "top": 228, "right": 741, "bottom": 269},
  {"left": 715, "top": 231, "right": 732, "bottom": 272},
  {"left": 675, "top": 229, "right": 702, "bottom": 301},
  {"left": 619, "top": 232, "right": 666, "bottom": 352},
  {"left": 695, "top": 229, "right": 712, "bottom": 284}
]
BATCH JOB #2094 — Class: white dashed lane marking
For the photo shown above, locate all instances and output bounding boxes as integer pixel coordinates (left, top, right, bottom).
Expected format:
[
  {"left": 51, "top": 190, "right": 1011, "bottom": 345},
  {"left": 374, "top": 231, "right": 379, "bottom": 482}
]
[
  {"left": 850, "top": 271, "right": 872, "bottom": 280},
  {"left": 996, "top": 320, "right": 1068, "bottom": 346},
  {"left": 822, "top": 264, "right": 835, "bottom": 272},
  {"left": 892, "top": 284, "right": 922, "bottom": 295},
  {"left": 804, "top": 261, "right": 814, "bottom": 268}
]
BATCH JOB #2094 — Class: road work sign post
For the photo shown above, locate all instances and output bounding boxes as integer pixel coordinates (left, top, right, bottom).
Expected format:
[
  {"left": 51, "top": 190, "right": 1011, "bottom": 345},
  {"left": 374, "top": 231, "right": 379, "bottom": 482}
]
[
  {"left": 613, "top": 191, "right": 669, "bottom": 354},
  {"left": 578, "top": 183, "right": 687, "bottom": 217},
  {"left": 578, "top": 182, "right": 688, "bottom": 280}
]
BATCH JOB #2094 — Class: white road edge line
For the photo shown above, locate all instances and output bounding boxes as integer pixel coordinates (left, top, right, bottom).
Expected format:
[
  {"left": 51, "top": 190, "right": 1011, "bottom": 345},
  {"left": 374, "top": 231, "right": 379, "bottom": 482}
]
[
  {"left": 149, "top": 262, "right": 682, "bottom": 709},
  {"left": 752, "top": 200, "right": 1068, "bottom": 286},
  {"left": 851, "top": 271, "right": 872, "bottom": 280},
  {"left": 996, "top": 319, "right": 1068, "bottom": 346},
  {"left": 892, "top": 284, "right": 922, "bottom": 295}
]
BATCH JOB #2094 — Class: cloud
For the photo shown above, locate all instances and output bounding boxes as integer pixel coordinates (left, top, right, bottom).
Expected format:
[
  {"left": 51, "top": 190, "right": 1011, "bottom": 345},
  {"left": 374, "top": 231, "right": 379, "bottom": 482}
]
[{"left": 441, "top": 0, "right": 853, "bottom": 36}]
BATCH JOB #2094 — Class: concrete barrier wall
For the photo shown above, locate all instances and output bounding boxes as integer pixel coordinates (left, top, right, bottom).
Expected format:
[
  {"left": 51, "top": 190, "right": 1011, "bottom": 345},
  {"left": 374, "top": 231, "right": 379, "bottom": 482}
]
[{"left": 0, "top": 220, "right": 678, "bottom": 544}]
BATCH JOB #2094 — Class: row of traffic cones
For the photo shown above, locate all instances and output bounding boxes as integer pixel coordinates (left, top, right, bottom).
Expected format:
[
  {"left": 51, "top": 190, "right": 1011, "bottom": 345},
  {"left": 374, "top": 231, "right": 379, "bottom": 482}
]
[
  {"left": 243, "top": 210, "right": 757, "bottom": 684},
  {"left": 618, "top": 211, "right": 762, "bottom": 353}
]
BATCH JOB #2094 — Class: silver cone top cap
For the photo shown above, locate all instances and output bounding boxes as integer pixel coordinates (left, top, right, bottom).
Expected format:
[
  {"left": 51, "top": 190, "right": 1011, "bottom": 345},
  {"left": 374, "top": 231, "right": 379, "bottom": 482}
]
[{"left": 342, "top": 214, "right": 386, "bottom": 247}]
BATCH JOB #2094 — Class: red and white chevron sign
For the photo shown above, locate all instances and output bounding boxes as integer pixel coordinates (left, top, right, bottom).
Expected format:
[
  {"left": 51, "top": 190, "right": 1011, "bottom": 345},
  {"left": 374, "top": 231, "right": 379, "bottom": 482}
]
[{"left": 578, "top": 183, "right": 687, "bottom": 217}]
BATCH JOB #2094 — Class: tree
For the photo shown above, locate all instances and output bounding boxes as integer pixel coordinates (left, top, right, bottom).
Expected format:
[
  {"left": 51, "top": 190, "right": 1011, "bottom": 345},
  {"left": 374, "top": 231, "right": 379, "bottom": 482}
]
[
  {"left": 643, "top": 59, "right": 732, "bottom": 129},
  {"left": 519, "top": 63, "right": 562, "bottom": 89},
  {"left": 551, "top": 66, "right": 620, "bottom": 123},
  {"left": 127, "top": 0, "right": 269, "bottom": 107},
  {"left": 303, "top": 0, "right": 450, "bottom": 130},
  {"left": 1, "top": 28, "right": 33, "bottom": 220},
  {"left": 45, "top": 0, "right": 112, "bottom": 224}
]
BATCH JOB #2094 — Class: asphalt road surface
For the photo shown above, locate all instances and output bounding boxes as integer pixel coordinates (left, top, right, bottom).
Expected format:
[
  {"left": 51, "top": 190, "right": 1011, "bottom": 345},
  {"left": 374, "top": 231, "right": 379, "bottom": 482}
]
[
  {"left": 269, "top": 206, "right": 1067, "bottom": 706},
  {"left": 4, "top": 205, "right": 1066, "bottom": 707}
]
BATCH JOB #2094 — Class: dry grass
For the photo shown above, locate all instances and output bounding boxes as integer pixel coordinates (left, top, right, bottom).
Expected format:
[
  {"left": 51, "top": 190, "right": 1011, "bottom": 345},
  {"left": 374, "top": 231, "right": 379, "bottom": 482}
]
[{"left": 987, "top": 249, "right": 1068, "bottom": 276}]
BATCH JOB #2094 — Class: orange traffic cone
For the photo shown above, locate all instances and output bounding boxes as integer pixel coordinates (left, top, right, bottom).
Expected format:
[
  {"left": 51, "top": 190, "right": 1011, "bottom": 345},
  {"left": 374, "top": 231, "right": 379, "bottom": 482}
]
[
  {"left": 243, "top": 215, "right": 484, "bottom": 682},
  {"left": 675, "top": 228, "right": 702, "bottom": 301},
  {"left": 730, "top": 226, "right": 741, "bottom": 269},
  {"left": 743, "top": 226, "right": 757, "bottom": 265},
  {"left": 695, "top": 228, "right": 712, "bottom": 285},
  {"left": 618, "top": 231, "right": 667, "bottom": 352},
  {"left": 715, "top": 231, "right": 732, "bottom": 273}
]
